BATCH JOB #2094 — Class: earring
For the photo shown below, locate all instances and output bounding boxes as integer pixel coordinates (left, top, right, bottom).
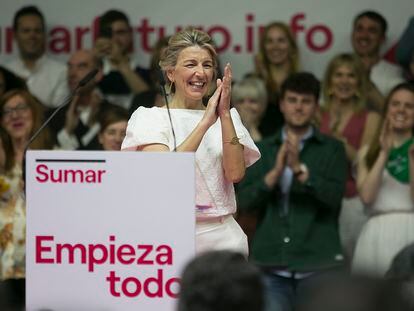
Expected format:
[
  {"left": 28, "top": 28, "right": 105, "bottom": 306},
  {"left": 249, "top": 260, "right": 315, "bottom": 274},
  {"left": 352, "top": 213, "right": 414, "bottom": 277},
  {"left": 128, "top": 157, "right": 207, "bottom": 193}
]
[{"left": 167, "top": 81, "right": 174, "bottom": 94}]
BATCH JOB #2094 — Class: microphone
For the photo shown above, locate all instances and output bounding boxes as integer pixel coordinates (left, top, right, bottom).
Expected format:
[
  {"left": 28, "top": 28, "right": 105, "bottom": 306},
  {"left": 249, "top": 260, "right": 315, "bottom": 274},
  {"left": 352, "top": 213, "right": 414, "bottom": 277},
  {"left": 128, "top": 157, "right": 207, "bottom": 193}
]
[{"left": 158, "top": 68, "right": 177, "bottom": 152}]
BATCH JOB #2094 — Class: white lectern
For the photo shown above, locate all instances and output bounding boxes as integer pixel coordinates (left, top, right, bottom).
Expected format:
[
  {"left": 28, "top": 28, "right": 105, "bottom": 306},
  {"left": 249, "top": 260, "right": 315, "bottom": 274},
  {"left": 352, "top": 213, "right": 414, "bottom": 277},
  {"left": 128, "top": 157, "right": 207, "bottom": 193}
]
[{"left": 25, "top": 150, "right": 195, "bottom": 311}]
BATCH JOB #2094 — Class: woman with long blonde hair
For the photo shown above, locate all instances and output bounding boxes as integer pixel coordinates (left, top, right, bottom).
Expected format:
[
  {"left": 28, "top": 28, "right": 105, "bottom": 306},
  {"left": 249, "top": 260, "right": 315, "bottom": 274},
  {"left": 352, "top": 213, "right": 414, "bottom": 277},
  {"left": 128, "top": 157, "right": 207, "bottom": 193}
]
[
  {"left": 254, "top": 21, "right": 299, "bottom": 136},
  {"left": 319, "top": 53, "right": 381, "bottom": 260}
]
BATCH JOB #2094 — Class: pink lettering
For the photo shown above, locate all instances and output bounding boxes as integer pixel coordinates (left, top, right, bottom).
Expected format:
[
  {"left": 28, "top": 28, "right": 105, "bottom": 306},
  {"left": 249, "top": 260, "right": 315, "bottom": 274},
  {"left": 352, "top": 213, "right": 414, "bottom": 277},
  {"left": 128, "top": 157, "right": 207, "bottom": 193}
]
[{"left": 35, "top": 235, "right": 55, "bottom": 263}]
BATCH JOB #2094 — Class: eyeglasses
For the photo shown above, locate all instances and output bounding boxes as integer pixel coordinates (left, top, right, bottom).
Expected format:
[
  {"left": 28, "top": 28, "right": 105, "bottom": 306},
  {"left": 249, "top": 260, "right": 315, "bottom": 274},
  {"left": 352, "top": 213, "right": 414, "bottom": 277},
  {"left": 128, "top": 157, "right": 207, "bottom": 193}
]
[{"left": 2, "top": 103, "right": 30, "bottom": 118}]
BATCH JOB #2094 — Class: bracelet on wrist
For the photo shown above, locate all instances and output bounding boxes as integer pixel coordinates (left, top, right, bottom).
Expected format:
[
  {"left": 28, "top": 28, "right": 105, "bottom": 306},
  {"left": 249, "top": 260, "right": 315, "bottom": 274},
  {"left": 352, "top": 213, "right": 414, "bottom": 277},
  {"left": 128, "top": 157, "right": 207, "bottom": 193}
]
[{"left": 224, "top": 136, "right": 240, "bottom": 145}]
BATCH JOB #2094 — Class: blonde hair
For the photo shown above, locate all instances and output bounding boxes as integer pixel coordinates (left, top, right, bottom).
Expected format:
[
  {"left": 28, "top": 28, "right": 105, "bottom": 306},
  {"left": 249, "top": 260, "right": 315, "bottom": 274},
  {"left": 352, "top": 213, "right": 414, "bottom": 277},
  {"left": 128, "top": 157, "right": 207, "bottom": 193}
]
[
  {"left": 258, "top": 22, "right": 299, "bottom": 93},
  {"left": 322, "top": 53, "right": 367, "bottom": 112},
  {"left": 159, "top": 28, "right": 217, "bottom": 93},
  {"left": 232, "top": 77, "right": 268, "bottom": 106}
]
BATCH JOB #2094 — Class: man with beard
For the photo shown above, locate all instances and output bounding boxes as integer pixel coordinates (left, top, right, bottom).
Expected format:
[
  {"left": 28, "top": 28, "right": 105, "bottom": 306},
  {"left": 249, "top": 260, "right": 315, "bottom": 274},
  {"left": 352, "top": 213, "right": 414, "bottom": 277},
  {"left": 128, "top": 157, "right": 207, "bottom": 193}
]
[
  {"left": 3, "top": 6, "right": 68, "bottom": 108},
  {"left": 351, "top": 11, "right": 404, "bottom": 111},
  {"left": 236, "top": 72, "right": 346, "bottom": 311},
  {"left": 49, "top": 49, "right": 116, "bottom": 150}
]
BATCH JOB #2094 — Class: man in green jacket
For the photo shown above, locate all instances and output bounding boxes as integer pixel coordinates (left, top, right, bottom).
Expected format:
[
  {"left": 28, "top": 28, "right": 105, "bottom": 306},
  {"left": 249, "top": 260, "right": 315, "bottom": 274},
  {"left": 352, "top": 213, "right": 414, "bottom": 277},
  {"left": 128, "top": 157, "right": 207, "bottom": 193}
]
[{"left": 236, "top": 72, "right": 347, "bottom": 311}]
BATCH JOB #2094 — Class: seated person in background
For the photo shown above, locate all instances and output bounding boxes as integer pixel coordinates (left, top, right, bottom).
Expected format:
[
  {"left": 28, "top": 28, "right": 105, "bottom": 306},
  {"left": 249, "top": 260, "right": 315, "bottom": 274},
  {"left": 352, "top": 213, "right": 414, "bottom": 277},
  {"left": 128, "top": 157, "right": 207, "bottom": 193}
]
[
  {"left": 251, "top": 21, "right": 299, "bottom": 136},
  {"left": 319, "top": 53, "right": 381, "bottom": 260},
  {"left": 94, "top": 9, "right": 151, "bottom": 110},
  {"left": 97, "top": 105, "right": 128, "bottom": 151},
  {"left": 0, "top": 66, "right": 27, "bottom": 98},
  {"left": 351, "top": 10, "right": 404, "bottom": 111},
  {"left": 236, "top": 72, "right": 346, "bottom": 311},
  {"left": 232, "top": 77, "right": 268, "bottom": 143},
  {"left": 177, "top": 250, "right": 265, "bottom": 311},
  {"left": 3, "top": 6, "right": 68, "bottom": 109},
  {"left": 352, "top": 83, "right": 414, "bottom": 277},
  {"left": 49, "top": 49, "right": 118, "bottom": 150}
]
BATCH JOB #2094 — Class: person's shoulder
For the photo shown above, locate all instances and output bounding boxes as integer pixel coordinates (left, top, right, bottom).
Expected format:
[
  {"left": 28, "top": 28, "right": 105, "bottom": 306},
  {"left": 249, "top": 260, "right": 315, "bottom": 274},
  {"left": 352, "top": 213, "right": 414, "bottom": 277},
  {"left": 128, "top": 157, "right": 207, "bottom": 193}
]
[{"left": 129, "top": 106, "right": 165, "bottom": 120}]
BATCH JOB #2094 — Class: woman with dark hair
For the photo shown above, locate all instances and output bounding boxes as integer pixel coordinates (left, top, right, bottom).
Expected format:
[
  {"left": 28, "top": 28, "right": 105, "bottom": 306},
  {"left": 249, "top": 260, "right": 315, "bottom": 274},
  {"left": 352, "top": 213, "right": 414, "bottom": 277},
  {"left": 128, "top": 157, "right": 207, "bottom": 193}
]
[
  {"left": 0, "top": 89, "right": 53, "bottom": 309},
  {"left": 122, "top": 28, "right": 260, "bottom": 255},
  {"left": 352, "top": 83, "right": 414, "bottom": 276},
  {"left": 98, "top": 105, "right": 128, "bottom": 150},
  {"left": 0, "top": 89, "right": 53, "bottom": 167}
]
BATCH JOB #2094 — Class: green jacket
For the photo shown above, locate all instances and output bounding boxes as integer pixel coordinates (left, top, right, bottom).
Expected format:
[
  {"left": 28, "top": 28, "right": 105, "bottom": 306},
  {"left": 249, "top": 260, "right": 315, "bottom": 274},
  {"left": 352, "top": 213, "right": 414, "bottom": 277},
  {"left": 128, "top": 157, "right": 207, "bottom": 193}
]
[{"left": 236, "top": 127, "right": 346, "bottom": 271}]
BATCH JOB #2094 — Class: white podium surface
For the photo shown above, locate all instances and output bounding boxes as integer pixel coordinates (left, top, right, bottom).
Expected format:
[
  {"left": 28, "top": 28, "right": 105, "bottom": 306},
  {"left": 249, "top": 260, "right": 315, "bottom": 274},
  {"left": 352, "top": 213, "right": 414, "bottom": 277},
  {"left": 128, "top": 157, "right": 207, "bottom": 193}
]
[{"left": 26, "top": 150, "right": 195, "bottom": 311}]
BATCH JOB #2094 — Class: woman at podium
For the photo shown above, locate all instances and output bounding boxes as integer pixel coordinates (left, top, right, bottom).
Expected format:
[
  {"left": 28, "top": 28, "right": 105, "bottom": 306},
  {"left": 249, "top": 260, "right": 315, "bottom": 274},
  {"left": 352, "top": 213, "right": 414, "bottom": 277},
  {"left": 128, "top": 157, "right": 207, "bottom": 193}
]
[{"left": 121, "top": 28, "right": 260, "bottom": 255}]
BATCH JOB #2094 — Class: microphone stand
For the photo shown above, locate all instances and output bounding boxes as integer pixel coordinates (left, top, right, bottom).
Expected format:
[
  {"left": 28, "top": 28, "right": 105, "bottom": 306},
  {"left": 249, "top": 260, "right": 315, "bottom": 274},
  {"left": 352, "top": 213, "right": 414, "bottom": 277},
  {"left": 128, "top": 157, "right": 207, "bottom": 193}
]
[
  {"left": 157, "top": 69, "right": 177, "bottom": 152},
  {"left": 22, "top": 68, "right": 99, "bottom": 192}
]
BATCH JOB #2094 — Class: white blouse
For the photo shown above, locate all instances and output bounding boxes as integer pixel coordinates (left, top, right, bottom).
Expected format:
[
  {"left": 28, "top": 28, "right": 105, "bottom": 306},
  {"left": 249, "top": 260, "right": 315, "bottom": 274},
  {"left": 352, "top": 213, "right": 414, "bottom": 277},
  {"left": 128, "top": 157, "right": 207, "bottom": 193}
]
[{"left": 122, "top": 106, "right": 261, "bottom": 219}]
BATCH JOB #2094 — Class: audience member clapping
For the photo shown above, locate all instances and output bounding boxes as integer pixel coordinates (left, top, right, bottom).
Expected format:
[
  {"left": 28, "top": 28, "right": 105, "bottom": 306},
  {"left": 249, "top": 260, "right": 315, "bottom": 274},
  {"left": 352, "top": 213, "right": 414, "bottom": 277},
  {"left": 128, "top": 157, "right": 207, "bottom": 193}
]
[
  {"left": 94, "top": 9, "right": 151, "bottom": 110},
  {"left": 319, "top": 53, "right": 381, "bottom": 260},
  {"left": 49, "top": 49, "right": 118, "bottom": 150},
  {"left": 237, "top": 73, "right": 346, "bottom": 311},
  {"left": 352, "top": 82, "right": 414, "bottom": 277}
]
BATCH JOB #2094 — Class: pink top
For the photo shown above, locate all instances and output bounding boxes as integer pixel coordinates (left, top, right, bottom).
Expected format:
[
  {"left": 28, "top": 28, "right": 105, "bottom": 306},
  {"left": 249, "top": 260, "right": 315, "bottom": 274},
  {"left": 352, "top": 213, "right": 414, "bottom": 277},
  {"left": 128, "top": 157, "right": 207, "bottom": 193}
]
[{"left": 320, "top": 110, "right": 368, "bottom": 197}]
